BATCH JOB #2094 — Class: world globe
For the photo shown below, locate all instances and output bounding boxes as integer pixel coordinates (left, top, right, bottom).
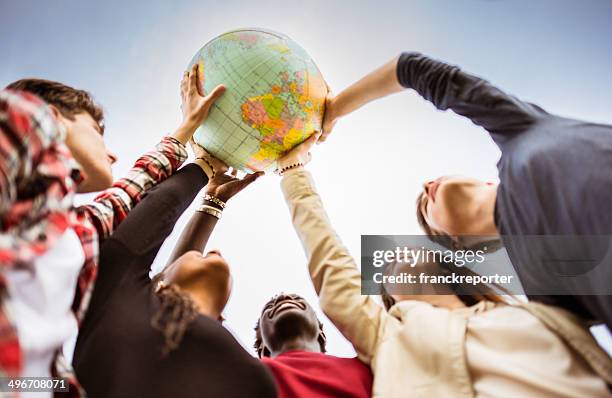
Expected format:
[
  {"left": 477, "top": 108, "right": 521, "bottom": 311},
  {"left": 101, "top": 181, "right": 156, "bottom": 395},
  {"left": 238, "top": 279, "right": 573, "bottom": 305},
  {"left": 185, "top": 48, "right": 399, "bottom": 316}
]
[{"left": 187, "top": 28, "right": 328, "bottom": 172}]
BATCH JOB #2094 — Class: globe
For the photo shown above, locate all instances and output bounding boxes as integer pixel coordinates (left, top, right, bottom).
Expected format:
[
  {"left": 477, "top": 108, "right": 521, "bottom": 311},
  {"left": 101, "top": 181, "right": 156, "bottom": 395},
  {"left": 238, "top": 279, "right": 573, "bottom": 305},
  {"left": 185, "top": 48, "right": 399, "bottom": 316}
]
[{"left": 187, "top": 28, "right": 328, "bottom": 172}]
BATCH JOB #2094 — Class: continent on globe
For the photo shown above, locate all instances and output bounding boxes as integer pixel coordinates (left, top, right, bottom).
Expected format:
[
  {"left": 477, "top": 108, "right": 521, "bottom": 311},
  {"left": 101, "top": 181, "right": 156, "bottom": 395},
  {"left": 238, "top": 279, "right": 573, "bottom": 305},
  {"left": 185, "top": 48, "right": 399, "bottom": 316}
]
[{"left": 187, "top": 28, "right": 328, "bottom": 172}]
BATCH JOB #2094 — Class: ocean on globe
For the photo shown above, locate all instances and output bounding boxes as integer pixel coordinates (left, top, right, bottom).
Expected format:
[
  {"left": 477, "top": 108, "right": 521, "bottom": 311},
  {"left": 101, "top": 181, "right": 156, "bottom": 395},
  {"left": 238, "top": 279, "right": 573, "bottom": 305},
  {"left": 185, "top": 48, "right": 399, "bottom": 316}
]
[{"left": 187, "top": 28, "right": 328, "bottom": 172}]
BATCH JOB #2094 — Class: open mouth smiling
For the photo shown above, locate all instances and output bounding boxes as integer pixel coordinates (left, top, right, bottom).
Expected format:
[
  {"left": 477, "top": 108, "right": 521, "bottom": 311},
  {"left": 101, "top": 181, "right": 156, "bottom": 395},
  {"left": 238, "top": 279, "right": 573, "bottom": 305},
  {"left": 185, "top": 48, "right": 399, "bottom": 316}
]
[{"left": 267, "top": 296, "right": 306, "bottom": 318}]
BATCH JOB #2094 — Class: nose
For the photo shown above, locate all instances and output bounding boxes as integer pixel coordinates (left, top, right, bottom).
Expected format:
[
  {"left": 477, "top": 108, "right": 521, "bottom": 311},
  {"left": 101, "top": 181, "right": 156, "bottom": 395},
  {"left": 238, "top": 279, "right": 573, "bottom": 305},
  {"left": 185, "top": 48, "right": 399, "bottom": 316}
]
[
  {"left": 107, "top": 151, "right": 118, "bottom": 165},
  {"left": 207, "top": 249, "right": 222, "bottom": 257},
  {"left": 423, "top": 180, "right": 434, "bottom": 195}
]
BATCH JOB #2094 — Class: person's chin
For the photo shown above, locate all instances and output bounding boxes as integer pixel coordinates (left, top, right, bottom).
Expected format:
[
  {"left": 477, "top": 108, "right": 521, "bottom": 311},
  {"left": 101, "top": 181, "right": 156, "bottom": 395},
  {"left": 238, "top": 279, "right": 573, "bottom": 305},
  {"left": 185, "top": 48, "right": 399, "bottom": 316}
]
[
  {"left": 77, "top": 173, "right": 113, "bottom": 193},
  {"left": 272, "top": 307, "right": 309, "bottom": 326}
]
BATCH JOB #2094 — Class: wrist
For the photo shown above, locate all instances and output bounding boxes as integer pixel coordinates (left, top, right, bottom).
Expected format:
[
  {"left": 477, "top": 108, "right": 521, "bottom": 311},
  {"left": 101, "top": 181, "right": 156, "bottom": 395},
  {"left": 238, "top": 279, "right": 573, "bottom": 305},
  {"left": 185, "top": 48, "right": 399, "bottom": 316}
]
[
  {"left": 194, "top": 158, "right": 214, "bottom": 180},
  {"left": 202, "top": 194, "right": 226, "bottom": 210},
  {"left": 196, "top": 194, "right": 225, "bottom": 219},
  {"left": 276, "top": 162, "right": 304, "bottom": 176},
  {"left": 327, "top": 95, "right": 344, "bottom": 120},
  {"left": 181, "top": 115, "right": 200, "bottom": 131},
  {"left": 281, "top": 165, "right": 304, "bottom": 176},
  {"left": 172, "top": 122, "right": 198, "bottom": 145}
]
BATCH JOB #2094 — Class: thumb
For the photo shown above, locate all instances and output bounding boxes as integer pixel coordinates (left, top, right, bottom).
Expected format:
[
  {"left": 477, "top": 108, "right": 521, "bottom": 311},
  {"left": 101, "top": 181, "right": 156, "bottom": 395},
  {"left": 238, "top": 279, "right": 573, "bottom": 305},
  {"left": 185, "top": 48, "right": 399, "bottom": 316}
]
[
  {"left": 204, "top": 84, "right": 226, "bottom": 106},
  {"left": 302, "top": 131, "right": 321, "bottom": 152},
  {"left": 241, "top": 171, "right": 264, "bottom": 187},
  {"left": 248, "top": 170, "right": 265, "bottom": 182}
]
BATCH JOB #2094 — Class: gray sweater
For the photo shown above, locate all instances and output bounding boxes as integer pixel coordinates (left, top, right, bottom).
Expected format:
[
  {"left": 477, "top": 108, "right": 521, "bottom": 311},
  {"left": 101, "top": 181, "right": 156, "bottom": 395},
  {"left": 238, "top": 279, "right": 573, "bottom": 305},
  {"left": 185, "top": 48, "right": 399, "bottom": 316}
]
[{"left": 397, "top": 52, "right": 612, "bottom": 329}]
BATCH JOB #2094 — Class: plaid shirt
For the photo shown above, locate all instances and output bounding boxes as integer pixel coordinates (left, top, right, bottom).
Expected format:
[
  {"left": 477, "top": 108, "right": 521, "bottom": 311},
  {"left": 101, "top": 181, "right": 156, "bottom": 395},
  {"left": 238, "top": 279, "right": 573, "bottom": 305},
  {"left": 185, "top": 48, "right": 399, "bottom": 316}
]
[{"left": 0, "top": 90, "right": 188, "bottom": 396}]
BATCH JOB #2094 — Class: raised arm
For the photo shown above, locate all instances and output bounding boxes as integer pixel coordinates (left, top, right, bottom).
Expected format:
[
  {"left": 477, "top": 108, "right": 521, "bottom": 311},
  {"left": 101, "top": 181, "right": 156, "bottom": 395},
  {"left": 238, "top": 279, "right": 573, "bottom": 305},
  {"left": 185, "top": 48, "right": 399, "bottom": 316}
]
[
  {"left": 395, "top": 52, "right": 545, "bottom": 135},
  {"left": 82, "top": 64, "right": 226, "bottom": 241},
  {"left": 323, "top": 52, "right": 546, "bottom": 142},
  {"left": 110, "top": 163, "right": 209, "bottom": 256},
  {"left": 320, "top": 56, "right": 403, "bottom": 141},
  {"left": 277, "top": 135, "right": 396, "bottom": 363},
  {"left": 82, "top": 162, "right": 210, "bottom": 323},
  {"left": 167, "top": 166, "right": 264, "bottom": 264}
]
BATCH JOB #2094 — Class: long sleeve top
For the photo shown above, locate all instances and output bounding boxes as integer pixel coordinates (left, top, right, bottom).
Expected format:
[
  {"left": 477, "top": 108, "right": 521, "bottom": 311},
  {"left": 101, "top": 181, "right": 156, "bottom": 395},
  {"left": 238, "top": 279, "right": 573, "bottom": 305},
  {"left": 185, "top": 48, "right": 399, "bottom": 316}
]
[
  {"left": 281, "top": 169, "right": 612, "bottom": 398},
  {"left": 73, "top": 164, "right": 276, "bottom": 398},
  {"left": 396, "top": 52, "right": 612, "bottom": 328},
  {"left": 0, "top": 89, "right": 187, "bottom": 394}
]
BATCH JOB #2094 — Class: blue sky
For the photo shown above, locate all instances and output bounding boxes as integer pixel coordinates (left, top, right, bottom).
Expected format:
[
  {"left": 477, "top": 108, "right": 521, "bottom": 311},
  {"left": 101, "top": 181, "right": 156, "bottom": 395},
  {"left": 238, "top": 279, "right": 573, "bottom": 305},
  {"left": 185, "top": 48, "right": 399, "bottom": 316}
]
[{"left": 2, "top": 0, "right": 611, "bottom": 356}]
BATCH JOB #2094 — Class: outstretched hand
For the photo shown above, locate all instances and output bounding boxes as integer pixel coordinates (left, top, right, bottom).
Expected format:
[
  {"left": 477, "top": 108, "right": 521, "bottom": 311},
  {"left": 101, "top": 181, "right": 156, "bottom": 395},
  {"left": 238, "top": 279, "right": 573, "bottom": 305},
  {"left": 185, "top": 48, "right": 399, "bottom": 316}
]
[
  {"left": 181, "top": 64, "right": 226, "bottom": 129},
  {"left": 173, "top": 64, "right": 226, "bottom": 145},
  {"left": 319, "top": 86, "right": 337, "bottom": 143},
  {"left": 205, "top": 168, "right": 264, "bottom": 203}
]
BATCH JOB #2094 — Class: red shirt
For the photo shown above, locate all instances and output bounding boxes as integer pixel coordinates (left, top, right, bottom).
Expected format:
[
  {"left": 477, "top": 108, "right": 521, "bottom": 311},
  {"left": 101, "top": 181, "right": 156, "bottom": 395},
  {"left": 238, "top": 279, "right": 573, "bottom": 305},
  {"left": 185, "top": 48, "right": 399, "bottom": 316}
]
[{"left": 262, "top": 350, "right": 372, "bottom": 398}]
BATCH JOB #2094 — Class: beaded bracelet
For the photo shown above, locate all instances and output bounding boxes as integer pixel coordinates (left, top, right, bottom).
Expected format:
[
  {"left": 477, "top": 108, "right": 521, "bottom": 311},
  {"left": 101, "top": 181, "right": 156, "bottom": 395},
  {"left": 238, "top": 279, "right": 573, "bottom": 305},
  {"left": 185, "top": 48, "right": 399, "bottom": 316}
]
[
  {"left": 196, "top": 157, "right": 216, "bottom": 179},
  {"left": 203, "top": 194, "right": 226, "bottom": 209},
  {"left": 275, "top": 162, "right": 304, "bottom": 176}
]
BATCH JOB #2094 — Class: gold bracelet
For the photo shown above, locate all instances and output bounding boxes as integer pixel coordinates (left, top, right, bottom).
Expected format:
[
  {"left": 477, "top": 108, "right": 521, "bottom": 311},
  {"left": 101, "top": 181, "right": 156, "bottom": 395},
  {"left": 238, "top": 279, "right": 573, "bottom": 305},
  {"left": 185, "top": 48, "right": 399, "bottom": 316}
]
[
  {"left": 196, "top": 157, "right": 216, "bottom": 179},
  {"left": 203, "top": 194, "right": 226, "bottom": 209},
  {"left": 197, "top": 204, "right": 222, "bottom": 219}
]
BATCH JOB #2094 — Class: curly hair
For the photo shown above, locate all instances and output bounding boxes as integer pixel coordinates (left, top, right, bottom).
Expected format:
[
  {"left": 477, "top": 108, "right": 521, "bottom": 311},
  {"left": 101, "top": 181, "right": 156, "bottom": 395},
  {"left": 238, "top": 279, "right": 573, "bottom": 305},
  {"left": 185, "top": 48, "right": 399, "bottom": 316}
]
[
  {"left": 253, "top": 295, "right": 327, "bottom": 358},
  {"left": 6, "top": 78, "right": 105, "bottom": 132},
  {"left": 150, "top": 274, "right": 199, "bottom": 357}
]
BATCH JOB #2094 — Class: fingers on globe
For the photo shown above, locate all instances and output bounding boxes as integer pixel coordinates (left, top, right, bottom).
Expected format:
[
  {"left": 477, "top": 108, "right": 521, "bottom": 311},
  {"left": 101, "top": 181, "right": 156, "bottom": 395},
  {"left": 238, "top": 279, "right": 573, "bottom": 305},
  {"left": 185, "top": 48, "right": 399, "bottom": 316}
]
[
  {"left": 306, "top": 131, "right": 321, "bottom": 149},
  {"left": 181, "top": 73, "right": 188, "bottom": 92},
  {"left": 204, "top": 85, "right": 226, "bottom": 109},
  {"left": 244, "top": 171, "right": 264, "bottom": 186},
  {"left": 189, "top": 65, "right": 199, "bottom": 94}
]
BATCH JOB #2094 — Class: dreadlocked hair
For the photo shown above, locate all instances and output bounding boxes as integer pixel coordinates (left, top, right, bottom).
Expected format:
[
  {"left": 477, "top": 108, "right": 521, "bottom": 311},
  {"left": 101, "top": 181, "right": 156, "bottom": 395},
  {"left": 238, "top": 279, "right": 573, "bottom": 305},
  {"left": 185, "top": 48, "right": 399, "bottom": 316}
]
[{"left": 151, "top": 274, "right": 199, "bottom": 357}]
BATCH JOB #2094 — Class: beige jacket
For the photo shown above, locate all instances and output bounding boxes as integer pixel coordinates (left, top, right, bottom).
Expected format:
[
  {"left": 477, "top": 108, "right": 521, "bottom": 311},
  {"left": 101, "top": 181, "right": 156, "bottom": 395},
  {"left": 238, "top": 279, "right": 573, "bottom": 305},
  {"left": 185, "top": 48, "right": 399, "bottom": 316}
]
[{"left": 281, "top": 169, "right": 612, "bottom": 398}]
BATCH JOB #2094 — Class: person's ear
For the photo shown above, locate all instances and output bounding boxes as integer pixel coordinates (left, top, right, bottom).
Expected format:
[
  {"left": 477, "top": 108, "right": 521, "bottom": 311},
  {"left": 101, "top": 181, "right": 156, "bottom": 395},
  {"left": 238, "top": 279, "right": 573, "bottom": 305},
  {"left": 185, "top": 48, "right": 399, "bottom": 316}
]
[
  {"left": 47, "top": 104, "right": 62, "bottom": 119},
  {"left": 47, "top": 105, "right": 70, "bottom": 136},
  {"left": 317, "top": 329, "right": 327, "bottom": 352}
]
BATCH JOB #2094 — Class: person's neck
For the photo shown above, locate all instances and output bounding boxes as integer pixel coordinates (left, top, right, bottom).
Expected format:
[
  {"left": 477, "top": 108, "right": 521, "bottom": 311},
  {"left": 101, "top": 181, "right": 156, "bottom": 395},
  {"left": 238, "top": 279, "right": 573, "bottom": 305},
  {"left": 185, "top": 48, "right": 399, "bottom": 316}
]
[
  {"left": 183, "top": 286, "right": 219, "bottom": 320},
  {"left": 270, "top": 338, "right": 321, "bottom": 358},
  {"left": 471, "top": 185, "right": 499, "bottom": 235}
]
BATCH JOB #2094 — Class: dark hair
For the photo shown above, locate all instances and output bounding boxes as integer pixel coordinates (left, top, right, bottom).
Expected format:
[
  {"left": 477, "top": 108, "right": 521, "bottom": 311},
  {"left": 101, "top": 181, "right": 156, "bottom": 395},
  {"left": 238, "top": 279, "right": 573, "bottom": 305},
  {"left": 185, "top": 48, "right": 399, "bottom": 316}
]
[
  {"left": 253, "top": 295, "right": 327, "bottom": 358},
  {"left": 6, "top": 78, "right": 104, "bottom": 132},
  {"left": 150, "top": 274, "right": 199, "bottom": 357},
  {"left": 380, "top": 259, "right": 507, "bottom": 311}
]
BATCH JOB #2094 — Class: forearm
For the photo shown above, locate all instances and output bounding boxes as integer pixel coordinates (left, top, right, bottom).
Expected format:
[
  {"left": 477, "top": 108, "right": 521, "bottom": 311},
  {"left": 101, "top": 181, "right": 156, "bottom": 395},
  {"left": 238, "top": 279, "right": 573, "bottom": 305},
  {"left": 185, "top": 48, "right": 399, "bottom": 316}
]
[
  {"left": 397, "top": 52, "right": 542, "bottom": 132},
  {"left": 331, "top": 55, "right": 404, "bottom": 119},
  {"left": 85, "top": 136, "right": 188, "bottom": 239},
  {"left": 167, "top": 209, "right": 218, "bottom": 264},
  {"left": 107, "top": 164, "right": 207, "bottom": 255},
  {"left": 281, "top": 169, "right": 386, "bottom": 361},
  {"left": 170, "top": 121, "right": 198, "bottom": 145}
]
